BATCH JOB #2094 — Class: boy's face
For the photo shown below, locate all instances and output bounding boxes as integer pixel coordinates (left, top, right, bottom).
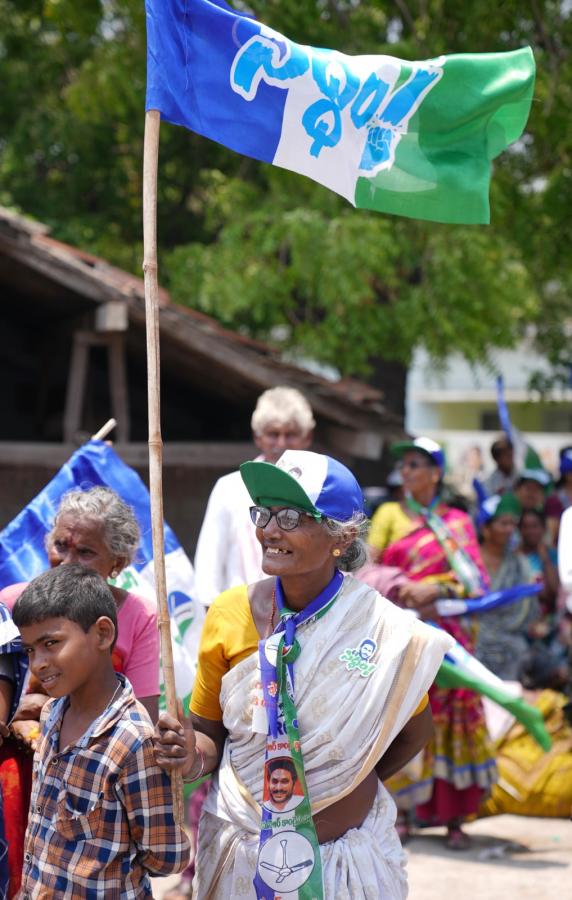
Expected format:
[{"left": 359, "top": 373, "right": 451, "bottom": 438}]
[{"left": 20, "top": 616, "right": 115, "bottom": 699}]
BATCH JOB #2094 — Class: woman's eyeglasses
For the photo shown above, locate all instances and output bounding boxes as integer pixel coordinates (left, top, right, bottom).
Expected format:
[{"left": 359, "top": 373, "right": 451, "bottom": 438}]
[{"left": 249, "top": 505, "right": 319, "bottom": 531}]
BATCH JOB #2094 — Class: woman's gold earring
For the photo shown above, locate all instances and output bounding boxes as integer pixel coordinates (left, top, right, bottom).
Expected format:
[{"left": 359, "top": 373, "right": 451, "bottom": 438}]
[
  {"left": 332, "top": 549, "right": 341, "bottom": 558},
  {"left": 110, "top": 569, "right": 118, "bottom": 579}
]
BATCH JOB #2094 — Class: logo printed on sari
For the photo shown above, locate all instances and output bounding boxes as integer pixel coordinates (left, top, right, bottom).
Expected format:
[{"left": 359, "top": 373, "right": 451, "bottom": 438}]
[
  {"left": 339, "top": 637, "right": 378, "bottom": 677},
  {"left": 258, "top": 832, "right": 315, "bottom": 892}
]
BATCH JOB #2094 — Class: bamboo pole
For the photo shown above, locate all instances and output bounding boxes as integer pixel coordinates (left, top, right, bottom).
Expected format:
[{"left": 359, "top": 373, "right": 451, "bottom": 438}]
[
  {"left": 142, "top": 108, "right": 184, "bottom": 823},
  {"left": 91, "top": 418, "right": 117, "bottom": 442}
]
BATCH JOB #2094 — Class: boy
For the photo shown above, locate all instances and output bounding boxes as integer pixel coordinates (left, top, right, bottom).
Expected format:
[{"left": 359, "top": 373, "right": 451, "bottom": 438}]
[{"left": 12, "top": 564, "right": 190, "bottom": 899}]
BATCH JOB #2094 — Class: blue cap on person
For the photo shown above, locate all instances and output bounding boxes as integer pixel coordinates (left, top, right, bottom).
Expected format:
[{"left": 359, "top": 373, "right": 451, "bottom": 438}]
[
  {"left": 391, "top": 436, "right": 446, "bottom": 473},
  {"left": 560, "top": 448, "right": 572, "bottom": 476},
  {"left": 240, "top": 449, "right": 364, "bottom": 522}
]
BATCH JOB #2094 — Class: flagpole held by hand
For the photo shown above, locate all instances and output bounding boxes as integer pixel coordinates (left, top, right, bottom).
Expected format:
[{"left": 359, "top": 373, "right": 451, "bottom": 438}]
[{"left": 142, "top": 107, "right": 184, "bottom": 823}]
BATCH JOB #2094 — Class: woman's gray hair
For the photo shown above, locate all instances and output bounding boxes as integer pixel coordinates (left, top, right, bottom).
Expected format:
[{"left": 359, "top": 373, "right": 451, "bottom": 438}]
[
  {"left": 322, "top": 511, "right": 369, "bottom": 572},
  {"left": 46, "top": 486, "right": 140, "bottom": 566}
]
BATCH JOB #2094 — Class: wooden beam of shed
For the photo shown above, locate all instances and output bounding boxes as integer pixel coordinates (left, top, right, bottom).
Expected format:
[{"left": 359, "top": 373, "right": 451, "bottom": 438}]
[
  {"left": 126, "top": 297, "right": 394, "bottom": 434},
  {"left": 0, "top": 232, "right": 126, "bottom": 306},
  {"left": 0, "top": 442, "right": 256, "bottom": 469}
]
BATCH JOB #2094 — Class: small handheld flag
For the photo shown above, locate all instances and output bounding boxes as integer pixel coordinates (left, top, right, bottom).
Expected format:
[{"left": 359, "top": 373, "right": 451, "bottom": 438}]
[{"left": 434, "top": 581, "right": 543, "bottom": 618}]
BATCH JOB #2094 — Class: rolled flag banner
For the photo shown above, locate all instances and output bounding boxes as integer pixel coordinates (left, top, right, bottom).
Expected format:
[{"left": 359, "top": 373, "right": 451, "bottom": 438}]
[
  {"left": 145, "top": 0, "right": 536, "bottom": 225},
  {"left": 495, "top": 376, "right": 550, "bottom": 480},
  {"left": 434, "top": 581, "right": 543, "bottom": 617},
  {"left": 0, "top": 440, "right": 204, "bottom": 706},
  {"left": 436, "top": 641, "right": 551, "bottom": 751}
]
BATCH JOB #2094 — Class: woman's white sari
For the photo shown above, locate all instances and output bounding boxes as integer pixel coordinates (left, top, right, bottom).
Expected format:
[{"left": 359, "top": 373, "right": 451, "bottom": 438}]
[{"left": 194, "top": 577, "right": 453, "bottom": 899}]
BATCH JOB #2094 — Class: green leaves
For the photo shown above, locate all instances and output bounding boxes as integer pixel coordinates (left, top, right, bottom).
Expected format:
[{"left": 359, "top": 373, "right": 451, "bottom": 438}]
[{"left": 0, "top": 1, "right": 569, "bottom": 383}]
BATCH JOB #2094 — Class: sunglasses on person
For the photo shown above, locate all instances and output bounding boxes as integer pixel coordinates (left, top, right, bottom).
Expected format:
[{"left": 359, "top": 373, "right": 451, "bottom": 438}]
[{"left": 249, "top": 505, "right": 321, "bottom": 531}]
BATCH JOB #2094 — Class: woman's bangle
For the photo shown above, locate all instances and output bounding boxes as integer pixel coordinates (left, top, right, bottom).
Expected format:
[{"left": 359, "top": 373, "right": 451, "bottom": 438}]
[{"left": 183, "top": 746, "right": 206, "bottom": 783}]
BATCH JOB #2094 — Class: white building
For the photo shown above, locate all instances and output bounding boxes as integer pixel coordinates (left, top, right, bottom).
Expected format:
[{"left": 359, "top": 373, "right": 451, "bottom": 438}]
[{"left": 406, "top": 339, "right": 572, "bottom": 493}]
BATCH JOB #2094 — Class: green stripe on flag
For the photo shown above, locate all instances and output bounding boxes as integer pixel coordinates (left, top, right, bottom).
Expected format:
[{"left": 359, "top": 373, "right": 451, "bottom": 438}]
[
  {"left": 354, "top": 48, "right": 535, "bottom": 224},
  {"left": 437, "top": 659, "right": 551, "bottom": 750}
]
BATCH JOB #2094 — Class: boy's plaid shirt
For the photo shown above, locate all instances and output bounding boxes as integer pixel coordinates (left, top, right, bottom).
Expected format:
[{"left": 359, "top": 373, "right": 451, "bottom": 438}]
[{"left": 20, "top": 675, "right": 190, "bottom": 899}]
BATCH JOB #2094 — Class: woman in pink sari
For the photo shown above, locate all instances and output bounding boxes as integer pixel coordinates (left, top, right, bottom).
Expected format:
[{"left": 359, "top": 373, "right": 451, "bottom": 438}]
[{"left": 368, "top": 437, "right": 497, "bottom": 849}]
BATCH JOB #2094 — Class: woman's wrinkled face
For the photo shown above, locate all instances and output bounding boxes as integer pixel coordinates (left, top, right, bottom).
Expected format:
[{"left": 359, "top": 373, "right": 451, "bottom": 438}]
[
  {"left": 255, "top": 506, "right": 340, "bottom": 580},
  {"left": 399, "top": 450, "right": 440, "bottom": 500},
  {"left": 484, "top": 513, "right": 517, "bottom": 549},
  {"left": 47, "top": 514, "right": 120, "bottom": 580}
]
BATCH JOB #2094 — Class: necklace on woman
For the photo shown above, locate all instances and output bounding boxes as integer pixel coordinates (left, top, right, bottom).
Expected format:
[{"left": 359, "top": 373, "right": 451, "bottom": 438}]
[{"left": 267, "top": 590, "right": 277, "bottom": 636}]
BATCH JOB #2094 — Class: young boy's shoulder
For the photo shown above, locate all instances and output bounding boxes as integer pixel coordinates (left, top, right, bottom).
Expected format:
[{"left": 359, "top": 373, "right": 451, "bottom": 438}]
[
  {"left": 40, "top": 687, "right": 156, "bottom": 766},
  {"left": 99, "top": 695, "right": 157, "bottom": 761}
]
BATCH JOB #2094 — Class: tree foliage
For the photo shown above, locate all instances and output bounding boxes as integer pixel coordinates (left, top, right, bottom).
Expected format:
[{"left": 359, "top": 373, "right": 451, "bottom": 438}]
[{"left": 0, "top": 1, "right": 570, "bottom": 380}]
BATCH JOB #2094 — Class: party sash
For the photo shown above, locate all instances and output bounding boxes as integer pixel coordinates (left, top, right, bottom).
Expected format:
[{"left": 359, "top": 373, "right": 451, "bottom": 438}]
[
  {"left": 253, "top": 570, "right": 344, "bottom": 900},
  {"left": 406, "top": 496, "right": 485, "bottom": 596}
]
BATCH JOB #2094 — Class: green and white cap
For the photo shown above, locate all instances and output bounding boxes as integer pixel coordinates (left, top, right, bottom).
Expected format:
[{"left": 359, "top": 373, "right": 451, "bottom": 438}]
[{"left": 240, "top": 450, "right": 364, "bottom": 522}]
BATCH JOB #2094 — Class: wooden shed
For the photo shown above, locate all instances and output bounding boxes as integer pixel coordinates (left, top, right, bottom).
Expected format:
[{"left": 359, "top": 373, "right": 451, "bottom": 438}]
[{"left": 0, "top": 207, "right": 403, "bottom": 552}]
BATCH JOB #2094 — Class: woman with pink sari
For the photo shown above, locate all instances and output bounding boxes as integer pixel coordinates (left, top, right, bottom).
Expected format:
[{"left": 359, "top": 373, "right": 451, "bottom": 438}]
[{"left": 368, "top": 437, "right": 497, "bottom": 849}]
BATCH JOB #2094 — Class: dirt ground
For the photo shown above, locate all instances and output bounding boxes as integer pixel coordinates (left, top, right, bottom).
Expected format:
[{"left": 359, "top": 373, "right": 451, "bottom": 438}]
[
  {"left": 153, "top": 814, "right": 571, "bottom": 899},
  {"left": 406, "top": 815, "right": 570, "bottom": 899}
]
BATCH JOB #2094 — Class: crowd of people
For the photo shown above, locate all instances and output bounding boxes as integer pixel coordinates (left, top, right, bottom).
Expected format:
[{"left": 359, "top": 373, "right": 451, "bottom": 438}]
[{"left": 0, "top": 384, "right": 570, "bottom": 899}]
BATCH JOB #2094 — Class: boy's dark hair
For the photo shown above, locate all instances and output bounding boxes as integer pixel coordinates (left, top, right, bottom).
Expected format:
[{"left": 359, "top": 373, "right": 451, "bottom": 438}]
[{"left": 13, "top": 564, "right": 117, "bottom": 649}]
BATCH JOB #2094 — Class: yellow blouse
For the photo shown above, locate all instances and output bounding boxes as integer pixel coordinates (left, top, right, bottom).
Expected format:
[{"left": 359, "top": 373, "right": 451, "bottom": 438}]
[
  {"left": 190, "top": 583, "right": 428, "bottom": 721},
  {"left": 368, "top": 502, "right": 415, "bottom": 554}
]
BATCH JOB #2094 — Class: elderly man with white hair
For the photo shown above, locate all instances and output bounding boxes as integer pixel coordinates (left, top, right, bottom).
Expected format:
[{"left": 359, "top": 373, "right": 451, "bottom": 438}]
[{"left": 193, "top": 386, "right": 315, "bottom": 606}]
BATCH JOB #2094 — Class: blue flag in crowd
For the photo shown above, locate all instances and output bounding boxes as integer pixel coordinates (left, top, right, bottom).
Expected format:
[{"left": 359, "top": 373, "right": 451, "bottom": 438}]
[{"left": 0, "top": 440, "right": 203, "bottom": 700}]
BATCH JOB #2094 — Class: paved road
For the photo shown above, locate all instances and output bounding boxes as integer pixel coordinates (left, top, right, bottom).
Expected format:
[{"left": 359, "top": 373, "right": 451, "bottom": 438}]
[{"left": 153, "top": 815, "right": 571, "bottom": 899}]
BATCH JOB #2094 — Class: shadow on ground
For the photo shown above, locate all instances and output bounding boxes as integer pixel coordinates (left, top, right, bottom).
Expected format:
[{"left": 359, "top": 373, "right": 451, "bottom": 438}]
[{"left": 407, "top": 828, "right": 569, "bottom": 870}]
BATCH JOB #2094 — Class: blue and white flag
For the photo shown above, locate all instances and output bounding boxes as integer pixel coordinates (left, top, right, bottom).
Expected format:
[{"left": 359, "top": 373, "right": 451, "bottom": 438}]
[
  {"left": 0, "top": 440, "right": 204, "bottom": 702},
  {"left": 434, "top": 582, "right": 542, "bottom": 617}
]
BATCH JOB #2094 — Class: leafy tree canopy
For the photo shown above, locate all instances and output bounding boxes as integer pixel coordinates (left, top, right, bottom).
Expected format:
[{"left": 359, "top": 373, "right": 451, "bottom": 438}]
[{"left": 0, "top": 1, "right": 570, "bottom": 381}]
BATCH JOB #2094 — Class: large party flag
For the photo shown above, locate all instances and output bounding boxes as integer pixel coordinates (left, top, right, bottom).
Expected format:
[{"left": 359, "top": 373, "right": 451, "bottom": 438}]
[
  {"left": 0, "top": 440, "right": 204, "bottom": 705},
  {"left": 145, "top": 0, "right": 535, "bottom": 225}
]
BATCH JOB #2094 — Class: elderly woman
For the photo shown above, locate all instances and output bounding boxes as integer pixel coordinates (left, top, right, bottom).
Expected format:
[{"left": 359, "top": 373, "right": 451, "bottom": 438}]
[
  {"left": 367, "top": 437, "right": 496, "bottom": 849},
  {"left": 155, "top": 450, "right": 452, "bottom": 899},
  {"left": 0, "top": 486, "right": 160, "bottom": 720}
]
